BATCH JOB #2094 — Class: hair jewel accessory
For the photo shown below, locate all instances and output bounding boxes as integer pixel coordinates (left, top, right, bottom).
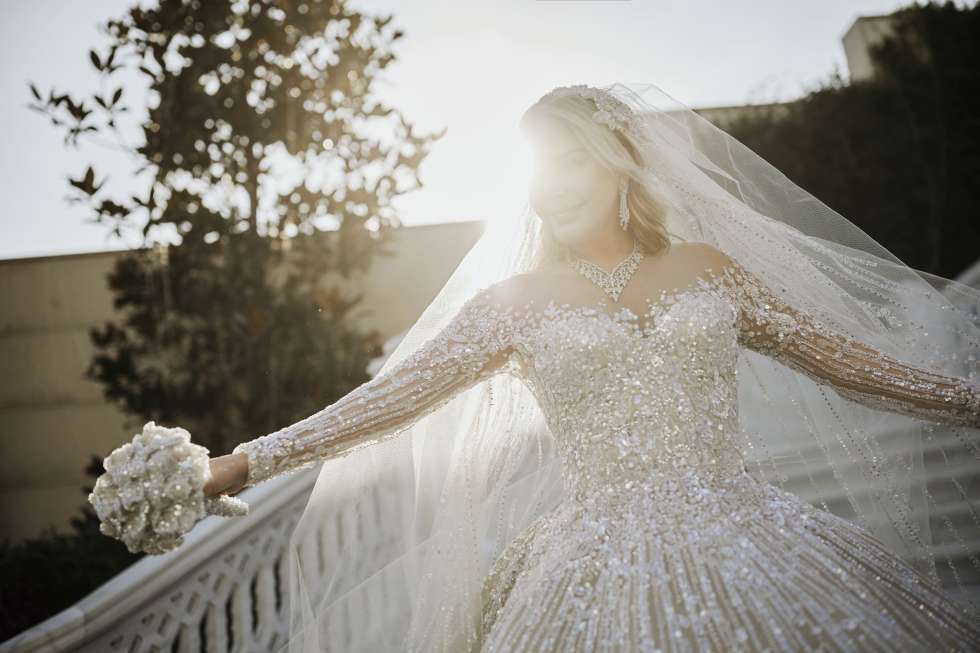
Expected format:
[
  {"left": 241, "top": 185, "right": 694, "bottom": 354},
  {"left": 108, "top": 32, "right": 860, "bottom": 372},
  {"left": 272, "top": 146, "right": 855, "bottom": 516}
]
[
  {"left": 547, "top": 84, "right": 645, "bottom": 137},
  {"left": 88, "top": 421, "right": 249, "bottom": 555}
]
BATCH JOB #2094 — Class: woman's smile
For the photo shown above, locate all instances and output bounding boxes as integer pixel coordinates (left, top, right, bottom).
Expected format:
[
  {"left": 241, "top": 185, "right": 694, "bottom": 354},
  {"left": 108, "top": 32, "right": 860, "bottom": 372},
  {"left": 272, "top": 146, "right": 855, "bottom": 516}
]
[{"left": 552, "top": 198, "right": 588, "bottom": 222}]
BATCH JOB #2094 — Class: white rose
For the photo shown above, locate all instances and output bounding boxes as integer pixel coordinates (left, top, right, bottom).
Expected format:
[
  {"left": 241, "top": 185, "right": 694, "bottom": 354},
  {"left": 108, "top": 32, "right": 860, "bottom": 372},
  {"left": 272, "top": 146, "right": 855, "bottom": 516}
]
[{"left": 89, "top": 421, "right": 249, "bottom": 555}]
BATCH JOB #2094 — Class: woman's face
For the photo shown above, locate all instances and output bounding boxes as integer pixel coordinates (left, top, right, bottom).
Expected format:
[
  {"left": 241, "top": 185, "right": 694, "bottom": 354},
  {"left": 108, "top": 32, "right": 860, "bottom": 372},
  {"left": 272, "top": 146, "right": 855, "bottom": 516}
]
[{"left": 526, "top": 119, "right": 619, "bottom": 249}]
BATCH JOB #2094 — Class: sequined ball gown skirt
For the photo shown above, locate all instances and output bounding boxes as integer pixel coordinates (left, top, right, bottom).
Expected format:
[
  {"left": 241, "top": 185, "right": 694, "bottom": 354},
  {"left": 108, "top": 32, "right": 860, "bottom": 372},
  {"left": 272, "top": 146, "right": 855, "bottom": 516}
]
[{"left": 478, "top": 468, "right": 980, "bottom": 652}]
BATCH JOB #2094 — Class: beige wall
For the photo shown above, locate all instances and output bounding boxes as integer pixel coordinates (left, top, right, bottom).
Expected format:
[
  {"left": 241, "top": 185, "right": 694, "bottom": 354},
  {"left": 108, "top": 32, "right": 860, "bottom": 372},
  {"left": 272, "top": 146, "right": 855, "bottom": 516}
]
[
  {"left": 842, "top": 15, "right": 897, "bottom": 83},
  {"left": 0, "top": 220, "right": 483, "bottom": 544}
]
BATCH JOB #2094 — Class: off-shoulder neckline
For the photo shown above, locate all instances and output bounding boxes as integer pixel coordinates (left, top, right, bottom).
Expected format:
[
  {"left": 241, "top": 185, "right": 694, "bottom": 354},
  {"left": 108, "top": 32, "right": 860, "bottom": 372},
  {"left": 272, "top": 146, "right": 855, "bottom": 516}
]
[
  {"left": 540, "top": 286, "right": 734, "bottom": 342},
  {"left": 484, "top": 263, "right": 738, "bottom": 314},
  {"left": 478, "top": 264, "right": 740, "bottom": 340}
]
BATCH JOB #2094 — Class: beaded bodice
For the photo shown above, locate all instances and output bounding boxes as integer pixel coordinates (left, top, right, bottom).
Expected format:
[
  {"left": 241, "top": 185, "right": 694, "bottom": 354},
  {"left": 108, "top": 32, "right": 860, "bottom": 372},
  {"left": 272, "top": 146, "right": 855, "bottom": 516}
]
[{"left": 517, "top": 288, "right": 745, "bottom": 504}]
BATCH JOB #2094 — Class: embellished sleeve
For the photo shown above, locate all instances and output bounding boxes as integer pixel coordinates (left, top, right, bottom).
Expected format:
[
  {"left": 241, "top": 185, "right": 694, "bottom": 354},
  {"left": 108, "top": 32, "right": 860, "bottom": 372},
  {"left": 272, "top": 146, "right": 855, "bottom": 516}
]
[
  {"left": 717, "top": 257, "right": 980, "bottom": 429},
  {"left": 232, "top": 288, "right": 520, "bottom": 489}
]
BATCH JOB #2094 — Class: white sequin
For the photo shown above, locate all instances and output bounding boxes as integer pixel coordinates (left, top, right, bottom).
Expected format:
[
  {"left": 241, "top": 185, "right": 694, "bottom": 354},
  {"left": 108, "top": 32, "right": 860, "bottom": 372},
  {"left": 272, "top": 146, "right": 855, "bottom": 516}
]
[{"left": 233, "top": 257, "right": 980, "bottom": 652}]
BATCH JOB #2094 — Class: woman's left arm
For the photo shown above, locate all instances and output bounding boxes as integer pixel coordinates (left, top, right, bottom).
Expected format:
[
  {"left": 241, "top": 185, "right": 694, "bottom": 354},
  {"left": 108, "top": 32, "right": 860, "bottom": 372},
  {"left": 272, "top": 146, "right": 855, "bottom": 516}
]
[{"left": 699, "top": 244, "right": 980, "bottom": 429}]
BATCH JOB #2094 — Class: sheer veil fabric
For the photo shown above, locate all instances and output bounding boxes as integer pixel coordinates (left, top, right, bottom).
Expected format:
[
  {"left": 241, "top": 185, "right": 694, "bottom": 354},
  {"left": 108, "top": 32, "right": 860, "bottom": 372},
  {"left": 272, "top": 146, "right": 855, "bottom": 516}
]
[{"left": 269, "top": 82, "right": 980, "bottom": 651}]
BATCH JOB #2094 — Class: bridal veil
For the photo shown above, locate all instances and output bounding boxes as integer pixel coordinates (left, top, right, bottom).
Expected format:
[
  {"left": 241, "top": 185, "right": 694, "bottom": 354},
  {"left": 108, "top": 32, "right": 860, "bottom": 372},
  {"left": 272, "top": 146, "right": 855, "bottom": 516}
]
[{"left": 274, "top": 82, "right": 980, "bottom": 651}]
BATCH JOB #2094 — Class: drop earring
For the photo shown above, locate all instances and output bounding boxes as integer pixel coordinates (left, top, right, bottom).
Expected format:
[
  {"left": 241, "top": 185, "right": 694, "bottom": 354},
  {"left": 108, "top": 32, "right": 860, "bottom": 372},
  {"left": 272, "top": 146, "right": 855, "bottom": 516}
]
[{"left": 619, "top": 177, "right": 630, "bottom": 230}]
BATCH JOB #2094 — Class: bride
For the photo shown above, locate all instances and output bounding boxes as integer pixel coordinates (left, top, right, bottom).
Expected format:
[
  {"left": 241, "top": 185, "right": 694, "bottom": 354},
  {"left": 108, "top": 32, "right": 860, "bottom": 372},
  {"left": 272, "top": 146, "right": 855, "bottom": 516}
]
[{"left": 203, "top": 83, "right": 980, "bottom": 652}]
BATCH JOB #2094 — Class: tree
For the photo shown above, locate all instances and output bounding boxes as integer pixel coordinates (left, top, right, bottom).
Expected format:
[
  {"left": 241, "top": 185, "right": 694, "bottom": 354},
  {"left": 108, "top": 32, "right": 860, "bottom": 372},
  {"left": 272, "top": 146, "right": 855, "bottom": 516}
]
[
  {"left": 27, "top": 0, "right": 444, "bottom": 456},
  {"left": 718, "top": 0, "right": 980, "bottom": 279}
]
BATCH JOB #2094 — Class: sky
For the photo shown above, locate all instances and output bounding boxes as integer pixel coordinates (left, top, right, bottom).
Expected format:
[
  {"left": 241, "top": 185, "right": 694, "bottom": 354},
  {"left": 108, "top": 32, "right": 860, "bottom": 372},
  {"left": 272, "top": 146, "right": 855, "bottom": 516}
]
[{"left": 0, "top": 0, "right": 930, "bottom": 261}]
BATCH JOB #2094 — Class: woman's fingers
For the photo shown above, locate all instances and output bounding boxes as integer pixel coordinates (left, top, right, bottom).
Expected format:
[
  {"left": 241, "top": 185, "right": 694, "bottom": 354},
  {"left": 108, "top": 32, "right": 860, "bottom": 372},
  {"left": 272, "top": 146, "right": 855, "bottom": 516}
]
[
  {"left": 202, "top": 453, "right": 250, "bottom": 497},
  {"left": 205, "top": 456, "right": 234, "bottom": 496}
]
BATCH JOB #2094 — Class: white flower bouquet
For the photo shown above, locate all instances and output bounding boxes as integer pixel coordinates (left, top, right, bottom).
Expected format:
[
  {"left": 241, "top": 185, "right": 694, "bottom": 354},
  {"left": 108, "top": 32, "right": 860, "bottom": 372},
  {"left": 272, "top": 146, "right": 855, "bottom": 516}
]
[{"left": 88, "top": 421, "right": 249, "bottom": 555}]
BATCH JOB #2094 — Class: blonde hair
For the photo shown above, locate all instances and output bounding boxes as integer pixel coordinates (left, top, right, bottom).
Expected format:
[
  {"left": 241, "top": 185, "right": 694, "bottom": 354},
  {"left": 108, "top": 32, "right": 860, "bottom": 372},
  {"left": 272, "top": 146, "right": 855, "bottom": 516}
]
[{"left": 520, "top": 89, "right": 674, "bottom": 271}]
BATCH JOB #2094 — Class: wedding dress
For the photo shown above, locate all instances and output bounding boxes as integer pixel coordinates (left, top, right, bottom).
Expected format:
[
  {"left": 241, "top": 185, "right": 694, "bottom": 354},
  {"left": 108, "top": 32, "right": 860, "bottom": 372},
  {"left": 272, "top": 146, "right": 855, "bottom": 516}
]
[
  {"left": 233, "top": 241, "right": 980, "bottom": 652},
  {"left": 222, "top": 83, "right": 980, "bottom": 652}
]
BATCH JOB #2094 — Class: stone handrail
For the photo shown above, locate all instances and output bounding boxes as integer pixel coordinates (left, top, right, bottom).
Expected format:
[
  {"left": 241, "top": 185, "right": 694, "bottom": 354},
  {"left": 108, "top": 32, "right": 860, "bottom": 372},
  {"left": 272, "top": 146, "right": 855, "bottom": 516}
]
[{"left": 1, "top": 468, "right": 318, "bottom": 652}]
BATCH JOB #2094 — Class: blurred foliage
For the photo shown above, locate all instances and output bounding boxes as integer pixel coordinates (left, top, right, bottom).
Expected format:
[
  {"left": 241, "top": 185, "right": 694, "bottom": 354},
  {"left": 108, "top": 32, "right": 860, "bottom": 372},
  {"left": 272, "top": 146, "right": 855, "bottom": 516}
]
[
  {"left": 26, "top": 0, "right": 445, "bottom": 454},
  {"left": 11, "top": 0, "right": 443, "bottom": 638},
  {"left": 0, "top": 456, "right": 142, "bottom": 642},
  {"left": 717, "top": 0, "right": 980, "bottom": 279}
]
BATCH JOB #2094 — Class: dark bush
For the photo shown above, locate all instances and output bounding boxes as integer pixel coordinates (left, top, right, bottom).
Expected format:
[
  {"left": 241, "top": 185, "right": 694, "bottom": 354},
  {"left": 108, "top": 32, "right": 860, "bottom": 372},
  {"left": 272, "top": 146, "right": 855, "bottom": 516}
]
[{"left": 0, "top": 456, "right": 142, "bottom": 642}]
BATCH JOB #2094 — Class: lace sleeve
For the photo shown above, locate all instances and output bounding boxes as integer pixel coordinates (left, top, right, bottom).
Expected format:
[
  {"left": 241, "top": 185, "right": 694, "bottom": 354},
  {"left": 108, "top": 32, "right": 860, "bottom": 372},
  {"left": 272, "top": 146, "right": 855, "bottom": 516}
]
[
  {"left": 713, "top": 254, "right": 980, "bottom": 429},
  {"left": 232, "top": 288, "right": 521, "bottom": 488}
]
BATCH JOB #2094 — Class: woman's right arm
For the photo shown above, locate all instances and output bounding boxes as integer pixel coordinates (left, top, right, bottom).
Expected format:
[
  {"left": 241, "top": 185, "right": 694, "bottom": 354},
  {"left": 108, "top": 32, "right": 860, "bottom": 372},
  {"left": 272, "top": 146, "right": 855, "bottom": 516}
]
[{"left": 230, "top": 283, "right": 528, "bottom": 489}]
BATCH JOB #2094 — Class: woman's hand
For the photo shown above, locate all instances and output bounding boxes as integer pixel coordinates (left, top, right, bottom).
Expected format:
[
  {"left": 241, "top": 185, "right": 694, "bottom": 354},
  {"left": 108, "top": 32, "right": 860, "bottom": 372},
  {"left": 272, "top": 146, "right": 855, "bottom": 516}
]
[{"left": 204, "top": 453, "right": 249, "bottom": 498}]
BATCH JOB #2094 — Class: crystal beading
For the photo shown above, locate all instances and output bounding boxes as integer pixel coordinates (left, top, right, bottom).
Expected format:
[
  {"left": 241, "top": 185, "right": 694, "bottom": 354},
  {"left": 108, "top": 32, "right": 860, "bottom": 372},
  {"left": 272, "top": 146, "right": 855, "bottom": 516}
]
[
  {"left": 231, "top": 244, "right": 980, "bottom": 652},
  {"left": 569, "top": 239, "right": 644, "bottom": 302},
  {"left": 543, "top": 84, "right": 645, "bottom": 137}
]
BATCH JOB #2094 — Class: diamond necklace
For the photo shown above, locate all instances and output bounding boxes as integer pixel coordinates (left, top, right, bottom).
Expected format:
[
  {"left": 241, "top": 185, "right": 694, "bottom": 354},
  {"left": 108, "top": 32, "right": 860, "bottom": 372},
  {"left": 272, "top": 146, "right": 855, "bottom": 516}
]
[{"left": 569, "top": 239, "right": 644, "bottom": 302}]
